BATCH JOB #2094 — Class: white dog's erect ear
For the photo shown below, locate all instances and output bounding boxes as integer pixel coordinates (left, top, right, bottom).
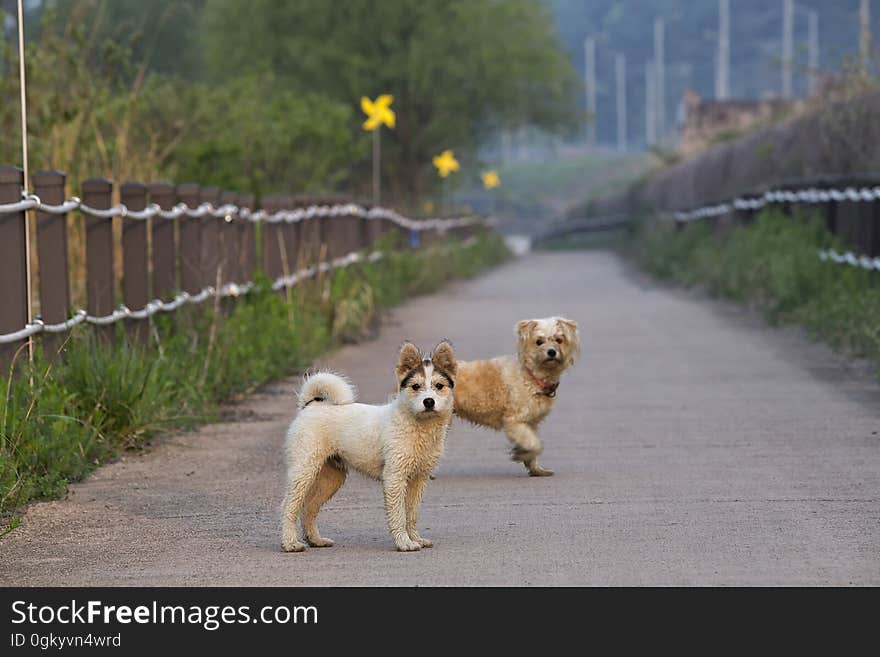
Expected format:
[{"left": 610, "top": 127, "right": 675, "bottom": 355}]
[
  {"left": 431, "top": 339, "right": 456, "bottom": 375},
  {"left": 396, "top": 341, "right": 422, "bottom": 379},
  {"left": 556, "top": 317, "right": 580, "bottom": 362}
]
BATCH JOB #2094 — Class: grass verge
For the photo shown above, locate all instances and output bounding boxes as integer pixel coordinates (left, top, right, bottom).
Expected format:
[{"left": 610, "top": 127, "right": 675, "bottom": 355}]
[
  {"left": 630, "top": 209, "right": 880, "bottom": 368},
  {"left": 0, "top": 233, "right": 510, "bottom": 525}
]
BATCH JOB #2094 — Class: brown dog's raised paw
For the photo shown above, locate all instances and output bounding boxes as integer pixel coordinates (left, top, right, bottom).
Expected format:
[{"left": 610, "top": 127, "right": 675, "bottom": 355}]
[{"left": 510, "top": 446, "right": 533, "bottom": 462}]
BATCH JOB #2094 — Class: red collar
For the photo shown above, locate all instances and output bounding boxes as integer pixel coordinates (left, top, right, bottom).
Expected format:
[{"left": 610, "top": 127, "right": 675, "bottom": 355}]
[{"left": 524, "top": 367, "right": 559, "bottom": 397}]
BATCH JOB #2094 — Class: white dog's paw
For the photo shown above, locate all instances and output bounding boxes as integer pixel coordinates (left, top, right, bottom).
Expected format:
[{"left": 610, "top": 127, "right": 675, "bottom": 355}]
[
  {"left": 306, "top": 536, "right": 335, "bottom": 548},
  {"left": 415, "top": 537, "right": 433, "bottom": 548},
  {"left": 395, "top": 538, "right": 422, "bottom": 552}
]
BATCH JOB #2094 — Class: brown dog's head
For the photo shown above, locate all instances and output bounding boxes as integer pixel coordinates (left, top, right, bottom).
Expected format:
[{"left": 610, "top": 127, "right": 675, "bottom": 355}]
[
  {"left": 516, "top": 317, "right": 579, "bottom": 374},
  {"left": 395, "top": 340, "right": 457, "bottom": 418}
]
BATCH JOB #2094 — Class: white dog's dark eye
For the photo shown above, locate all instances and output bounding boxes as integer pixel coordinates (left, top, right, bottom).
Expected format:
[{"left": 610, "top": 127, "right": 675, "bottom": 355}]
[
  {"left": 435, "top": 383, "right": 444, "bottom": 390},
  {"left": 556, "top": 337, "right": 563, "bottom": 344},
  {"left": 411, "top": 383, "right": 421, "bottom": 391},
  {"left": 536, "top": 338, "right": 544, "bottom": 346}
]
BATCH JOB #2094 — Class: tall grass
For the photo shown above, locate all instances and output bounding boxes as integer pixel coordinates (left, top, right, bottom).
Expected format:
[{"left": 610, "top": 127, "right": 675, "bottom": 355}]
[
  {"left": 631, "top": 209, "right": 880, "bottom": 366},
  {"left": 0, "top": 234, "right": 509, "bottom": 524}
]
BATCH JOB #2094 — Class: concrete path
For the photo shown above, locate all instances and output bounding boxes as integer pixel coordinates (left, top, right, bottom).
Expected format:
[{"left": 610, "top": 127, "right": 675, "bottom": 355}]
[{"left": 2, "top": 252, "right": 878, "bottom": 585}]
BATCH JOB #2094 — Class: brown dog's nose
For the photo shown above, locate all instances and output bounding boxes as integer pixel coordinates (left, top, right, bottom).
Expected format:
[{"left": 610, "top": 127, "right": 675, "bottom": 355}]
[
  {"left": 423, "top": 398, "right": 435, "bottom": 409},
  {"left": 547, "top": 349, "right": 557, "bottom": 358}
]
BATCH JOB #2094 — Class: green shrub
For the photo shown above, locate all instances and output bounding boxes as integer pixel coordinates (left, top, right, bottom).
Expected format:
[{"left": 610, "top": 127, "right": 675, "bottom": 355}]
[{"left": 631, "top": 209, "right": 880, "bottom": 366}]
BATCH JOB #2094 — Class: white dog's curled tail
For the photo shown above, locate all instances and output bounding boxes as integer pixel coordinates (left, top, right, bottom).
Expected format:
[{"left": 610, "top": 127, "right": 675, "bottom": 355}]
[{"left": 297, "top": 371, "right": 357, "bottom": 409}]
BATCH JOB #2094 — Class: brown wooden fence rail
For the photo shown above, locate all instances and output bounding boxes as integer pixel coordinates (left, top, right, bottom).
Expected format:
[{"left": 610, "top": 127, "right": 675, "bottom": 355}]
[{"left": 0, "top": 166, "right": 489, "bottom": 366}]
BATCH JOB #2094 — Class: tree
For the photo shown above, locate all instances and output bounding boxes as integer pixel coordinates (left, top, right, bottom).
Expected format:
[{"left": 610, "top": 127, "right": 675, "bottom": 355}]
[
  {"left": 200, "top": 0, "right": 581, "bottom": 205},
  {"left": 0, "top": 1, "right": 358, "bottom": 197}
]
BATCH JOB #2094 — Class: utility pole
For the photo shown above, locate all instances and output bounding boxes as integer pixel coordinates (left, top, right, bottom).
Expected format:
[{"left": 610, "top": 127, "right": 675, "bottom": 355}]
[
  {"left": 585, "top": 36, "right": 597, "bottom": 146},
  {"left": 860, "top": 0, "right": 871, "bottom": 73},
  {"left": 654, "top": 17, "right": 666, "bottom": 143},
  {"left": 716, "top": 0, "right": 730, "bottom": 99},
  {"left": 615, "top": 53, "right": 627, "bottom": 152},
  {"left": 645, "top": 60, "right": 656, "bottom": 147},
  {"left": 807, "top": 10, "right": 819, "bottom": 95},
  {"left": 782, "top": 0, "right": 794, "bottom": 98}
]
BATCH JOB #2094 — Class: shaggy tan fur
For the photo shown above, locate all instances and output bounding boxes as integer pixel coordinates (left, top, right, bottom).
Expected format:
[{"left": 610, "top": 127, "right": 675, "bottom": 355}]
[
  {"left": 281, "top": 341, "right": 457, "bottom": 552},
  {"left": 454, "top": 317, "right": 579, "bottom": 476}
]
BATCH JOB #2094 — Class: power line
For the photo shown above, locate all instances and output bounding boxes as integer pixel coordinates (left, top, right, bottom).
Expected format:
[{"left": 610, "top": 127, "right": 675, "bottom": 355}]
[
  {"left": 782, "top": 0, "right": 794, "bottom": 98},
  {"left": 654, "top": 17, "right": 666, "bottom": 143},
  {"left": 807, "top": 9, "right": 819, "bottom": 95},
  {"left": 584, "top": 36, "right": 597, "bottom": 146},
  {"left": 615, "top": 52, "right": 627, "bottom": 152},
  {"left": 716, "top": 0, "right": 730, "bottom": 99},
  {"left": 860, "top": 0, "right": 871, "bottom": 73},
  {"left": 645, "top": 60, "right": 656, "bottom": 147}
]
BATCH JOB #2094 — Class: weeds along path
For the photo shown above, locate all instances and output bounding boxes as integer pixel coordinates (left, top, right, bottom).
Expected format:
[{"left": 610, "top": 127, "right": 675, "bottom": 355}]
[{"left": 1, "top": 251, "right": 879, "bottom": 585}]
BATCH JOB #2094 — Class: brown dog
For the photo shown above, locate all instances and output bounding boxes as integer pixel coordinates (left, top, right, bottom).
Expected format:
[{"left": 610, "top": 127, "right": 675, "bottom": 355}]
[{"left": 453, "top": 317, "right": 579, "bottom": 476}]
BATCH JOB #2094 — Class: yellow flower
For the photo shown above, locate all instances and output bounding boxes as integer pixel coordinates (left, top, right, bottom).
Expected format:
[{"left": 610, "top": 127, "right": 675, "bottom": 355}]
[
  {"left": 481, "top": 170, "right": 500, "bottom": 189},
  {"left": 361, "top": 94, "right": 396, "bottom": 131},
  {"left": 432, "top": 150, "right": 460, "bottom": 178}
]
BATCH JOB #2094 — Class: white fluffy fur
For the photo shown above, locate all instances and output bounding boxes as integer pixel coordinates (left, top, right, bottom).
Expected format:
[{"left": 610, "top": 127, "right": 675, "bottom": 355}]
[
  {"left": 297, "top": 371, "right": 357, "bottom": 409},
  {"left": 281, "top": 341, "right": 457, "bottom": 552}
]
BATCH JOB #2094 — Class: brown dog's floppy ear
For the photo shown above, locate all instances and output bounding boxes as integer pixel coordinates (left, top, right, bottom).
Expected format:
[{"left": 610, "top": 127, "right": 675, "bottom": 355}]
[
  {"left": 516, "top": 319, "right": 537, "bottom": 348},
  {"left": 556, "top": 317, "right": 580, "bottom": 363},
  {"left": 431, "top": 339, "right": 456, "bottom": 376},
  {"left": 516, "top": 319, "right": 537, "bottom": 335},
  {"left": 396, "top": 341, "right": 422, "bottom": 380}
]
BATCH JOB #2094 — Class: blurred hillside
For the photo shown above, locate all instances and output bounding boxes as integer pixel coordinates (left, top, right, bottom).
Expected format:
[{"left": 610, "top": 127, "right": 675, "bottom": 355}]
[{"left": 456, "top": 149, "right": 652, "bottom": 233}]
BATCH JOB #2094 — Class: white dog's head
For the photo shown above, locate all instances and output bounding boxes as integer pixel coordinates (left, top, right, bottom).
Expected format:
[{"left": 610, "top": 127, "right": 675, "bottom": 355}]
[
  {"left": 395, "top": 340, "right": 457, "bottom": 419},
  {"left": 516, "top": 317, "right": 579, "bottom": 374}
]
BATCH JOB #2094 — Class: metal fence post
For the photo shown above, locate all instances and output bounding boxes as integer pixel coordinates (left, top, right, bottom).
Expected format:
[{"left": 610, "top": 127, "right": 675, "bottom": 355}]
[
  {"left": 237, "top": 193, "right": 257, "bottom": 284},
  {"left": 32, "top": 170, "right": 70, "bottom": 355},
  {"left": 282, "top": 195, "right": 297, "bottom": 279},
  {"left": 81, "top": 178, "right": 115, "bottom": 338},
  {"left": 854, "top": 197, "right": 874, "bottom": 258},
  {"left": 200, "top": 185, "right": 221, "bottom": 290},
  {"left": 0, "top": 166, "right": 28, "bottom": 368},
  {"left": 366, "top": 203, "right": 382, "bottom": 246},
  {"left": 177, "top": 183, "right": 201, "bottom": 295},
  {"left": 147, "top": 183, "right": 176, "bottom": 300},
  {"left": 220, "top": 190, "right": 239, "bottom": 285},
  {"left": 871, "top": 196, "right": 880, "bottom": 257},
  {"left": 120, "top": 181, "right": 148, "bottom": 341},
  {"left": 300, "top": 197, "right": 321, "bottom": 268},
  {"left": 262, "top": 195, "right": 284, "bottom": 285},
  {"left": 321, "top": 200, "right": 339, "bottom": 260}
]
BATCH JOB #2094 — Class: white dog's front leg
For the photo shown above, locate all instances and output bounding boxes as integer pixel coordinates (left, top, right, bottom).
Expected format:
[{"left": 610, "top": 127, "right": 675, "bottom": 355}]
[
  {"left": 405, "top": 476, "right": 432, "bottom": 548},
  {"left": 384, "top": 474, "right": 421, "bottom": 551},
  {"left": 502, "top": 421, "right": 554, "bottom": 476}
]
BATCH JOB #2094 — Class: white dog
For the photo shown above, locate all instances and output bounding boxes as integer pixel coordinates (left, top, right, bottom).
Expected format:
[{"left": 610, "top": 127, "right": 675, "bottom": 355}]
[
  {"left": 454, "top": 317, "right": 579, "bottom": 476},
  {"left": 281, "top": 340, "right": 457, "bottom": 552}
]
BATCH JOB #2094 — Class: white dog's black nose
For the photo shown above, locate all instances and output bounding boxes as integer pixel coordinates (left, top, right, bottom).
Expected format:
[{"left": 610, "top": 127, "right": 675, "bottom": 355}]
[
  {"left": 547, "top": 348, "right": 557, "bottom": 358},
  {"left": 423, "top": 398, "right": 435, "bottom": 410}
]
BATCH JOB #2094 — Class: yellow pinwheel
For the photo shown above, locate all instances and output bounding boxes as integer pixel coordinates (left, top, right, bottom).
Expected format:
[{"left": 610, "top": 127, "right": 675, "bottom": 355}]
[
  {"left": 361, "top": 94, "right": 396, "bottom": 131},
  {"left": 361, "top": 94, "right": 395, "bottom": 203},
  {"left": 481, "top": 170, "right": 500, "bottom": 189},
  {"left": 433, "top": 150, "right": 460, "bottom": 178}
]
